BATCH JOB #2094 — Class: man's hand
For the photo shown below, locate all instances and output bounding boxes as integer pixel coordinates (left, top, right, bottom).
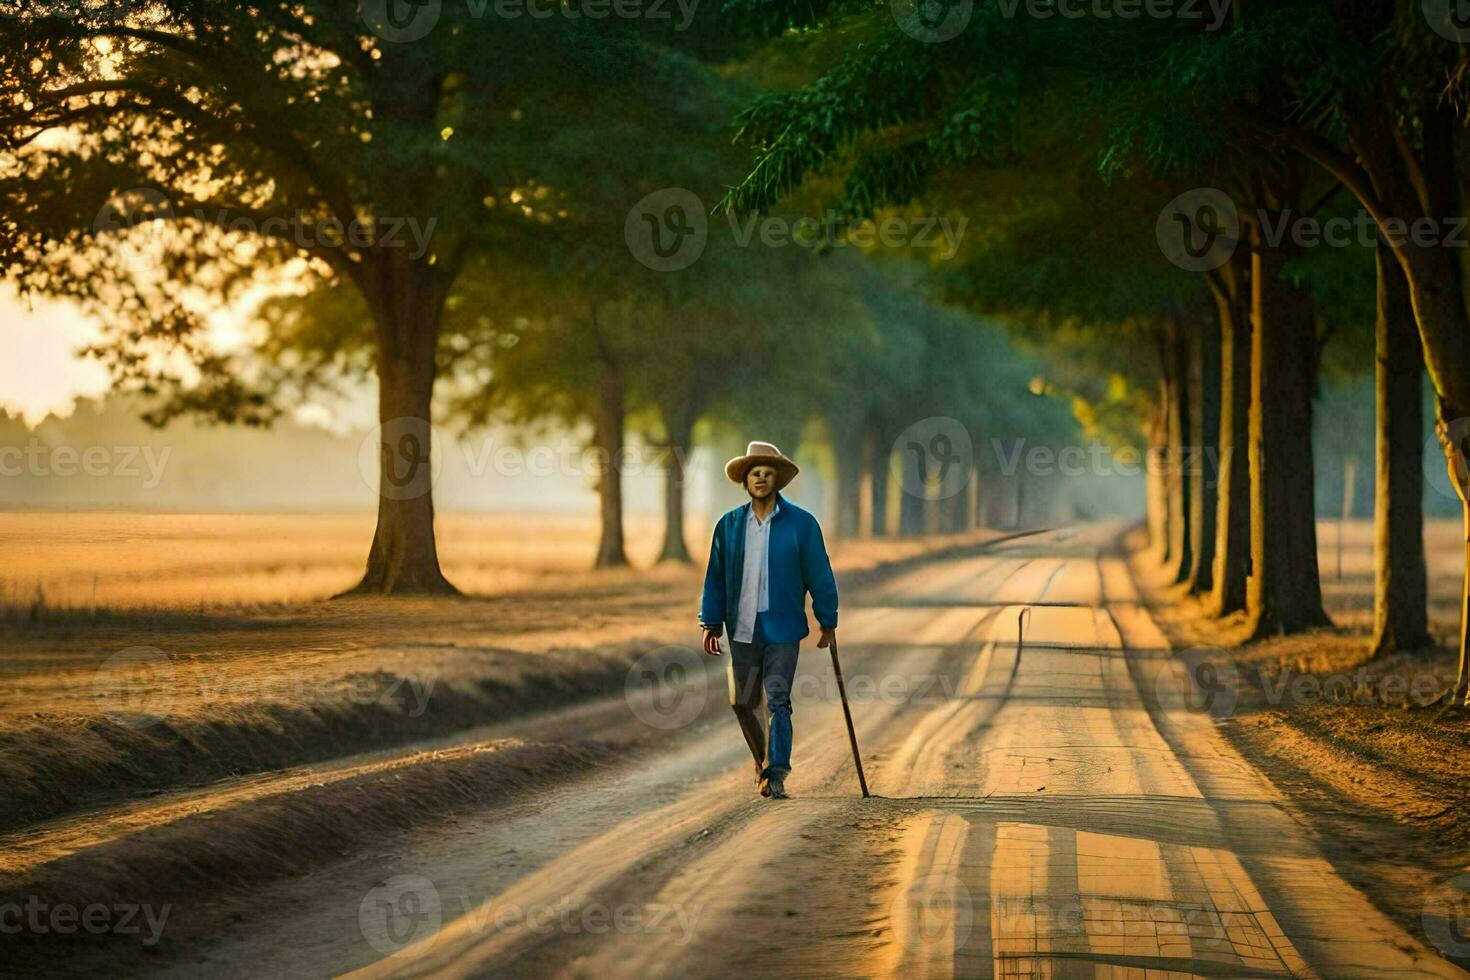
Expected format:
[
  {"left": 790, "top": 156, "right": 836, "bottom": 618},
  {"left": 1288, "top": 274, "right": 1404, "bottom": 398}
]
[
  {"left": 817, "top": 628, "right": 836, "bottom": 649},
  {"left": 702, "top": 628, "right": 723, "bottom": 656}
]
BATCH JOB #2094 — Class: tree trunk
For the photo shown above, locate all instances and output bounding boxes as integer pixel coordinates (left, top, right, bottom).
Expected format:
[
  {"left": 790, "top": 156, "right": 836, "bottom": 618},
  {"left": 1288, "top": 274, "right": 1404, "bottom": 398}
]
[
  {"left": 657, "top": 401, "right": 694, "bottom": 564},
  {"left": 1164, "top": 321, "right": 1193, "bottom": 583},
  {"left": 869, "top": 421, "right": 891, "bottom": 537},
  {"left": 898, "top": 436, "right": 927, "bottom": 536},
  {"left": 1014, "top": 470, "right": 1026, "bottom": 528},
  {"left": 1188, "top": 313, "right": 1221, "bottom": 593},
  {"left": 961, "top": 459, "right": 978, "bottom": 530},
  {"left": 831, "top": 413, "right": 866, "bottom": 539},
  {"left": 1336, "top": 456, "right": 1357, "bottom": 580},
  {"left": 1442, "top": 418, "right": 1470, "bottom": 703},
  {"left": 976, "top": 470, "right": 1000, "bottom": 529},
  {"left": 592, "top": 312, "right": 628, "bottom": 569},
  {"left": 836, "top": 452, "right": 864, "bottom": 537},
  {"left": 970, "top": 461, "right": 981, "bottom": 528},
  {"left": 1369, "top": 236, "right": 1430, "bottom": 654},
  {"left": 347, "top": 265, "right": 456, "bottom": 596},
  {"left": 1145, "top": 382, "right": 1170, "bottom": 559},
  {"left": 1245, "top": 210, "right": 1329, "bottom": 636},
  {"left": 1395, "top": 216, "right": 1470, "bottom": 698},
  {"left": 1208, "top": 255, "right": 1251, "bottom": 616},
  {"left": 939, "top": 477, "right": 967, "bottom": 533},
  {"left": 1294, "top": 83, "right": 1470, "bottom": 699}
]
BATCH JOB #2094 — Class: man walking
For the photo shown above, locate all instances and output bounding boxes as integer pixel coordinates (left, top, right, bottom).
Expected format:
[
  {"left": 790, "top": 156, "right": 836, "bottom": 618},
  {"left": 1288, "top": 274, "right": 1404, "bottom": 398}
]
[{"left": 700, "top": 441, "right": 839, "bottom": 799}]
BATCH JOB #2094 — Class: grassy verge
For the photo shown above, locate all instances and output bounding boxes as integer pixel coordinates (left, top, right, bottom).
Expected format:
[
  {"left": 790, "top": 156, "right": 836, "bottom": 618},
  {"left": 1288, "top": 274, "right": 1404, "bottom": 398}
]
[
  {"left": 0, "top": 644, "right": 638, "bottom": 834},
  {"left": 0, "top": 739, "right": 606, "bottom": 976}
]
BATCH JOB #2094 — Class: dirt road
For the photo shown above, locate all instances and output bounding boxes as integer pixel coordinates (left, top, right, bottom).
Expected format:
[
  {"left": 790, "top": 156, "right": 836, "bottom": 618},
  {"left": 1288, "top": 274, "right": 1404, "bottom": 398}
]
[{"left": 156, "top": 525, "right": 1465, "bottom": 978}]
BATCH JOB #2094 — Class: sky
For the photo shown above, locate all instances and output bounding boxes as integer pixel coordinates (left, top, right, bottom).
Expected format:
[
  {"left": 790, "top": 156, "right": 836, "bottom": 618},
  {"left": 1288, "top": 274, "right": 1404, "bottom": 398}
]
[
  {"left": 0, "top": 281, "right": 370, "bottom": 431},
  {"left": 0, "top": 289, "right": 111, "bottom": 426},
  {"left": 0, "top": 285, "right": 708, "bottom": 515}
]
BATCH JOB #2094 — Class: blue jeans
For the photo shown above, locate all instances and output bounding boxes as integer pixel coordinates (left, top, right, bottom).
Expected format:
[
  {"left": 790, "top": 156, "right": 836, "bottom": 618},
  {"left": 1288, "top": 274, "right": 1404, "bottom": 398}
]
[{"left": 728, "top": 627, "right": 799, "bottom": 779}]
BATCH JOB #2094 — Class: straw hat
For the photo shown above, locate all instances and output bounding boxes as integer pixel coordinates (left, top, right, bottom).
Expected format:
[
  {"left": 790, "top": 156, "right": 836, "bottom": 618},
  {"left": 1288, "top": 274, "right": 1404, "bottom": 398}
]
[{"left": 725, "top": 440, "right": 799, "bottom": 490}]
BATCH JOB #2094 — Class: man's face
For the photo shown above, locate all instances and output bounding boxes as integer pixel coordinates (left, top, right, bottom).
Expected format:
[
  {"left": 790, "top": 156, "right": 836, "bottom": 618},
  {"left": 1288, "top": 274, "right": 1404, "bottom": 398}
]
[{"left": 745, "top": 464, "right": 778, "bottom": 501}]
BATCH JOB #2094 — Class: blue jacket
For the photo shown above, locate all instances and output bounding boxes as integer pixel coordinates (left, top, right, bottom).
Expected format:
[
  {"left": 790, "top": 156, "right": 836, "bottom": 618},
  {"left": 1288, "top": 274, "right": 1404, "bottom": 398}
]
[{"left": 699, "top": 494, "right": 838, "bottom": 644}]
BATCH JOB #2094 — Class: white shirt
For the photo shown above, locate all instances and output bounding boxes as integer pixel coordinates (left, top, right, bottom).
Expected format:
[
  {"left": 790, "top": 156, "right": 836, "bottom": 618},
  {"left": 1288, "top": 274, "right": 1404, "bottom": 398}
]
[{"left": 733, "top": 501, "right": 778, "bottom": 643}]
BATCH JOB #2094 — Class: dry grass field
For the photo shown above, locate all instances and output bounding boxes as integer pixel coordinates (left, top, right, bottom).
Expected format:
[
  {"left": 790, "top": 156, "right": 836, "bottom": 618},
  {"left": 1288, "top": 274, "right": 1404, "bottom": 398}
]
[
  {"left": 0, "top": 511, "right": 684, "bottom": 613},
  {"left": 0, "top": 509, "right": 998, "bottom": 615}
]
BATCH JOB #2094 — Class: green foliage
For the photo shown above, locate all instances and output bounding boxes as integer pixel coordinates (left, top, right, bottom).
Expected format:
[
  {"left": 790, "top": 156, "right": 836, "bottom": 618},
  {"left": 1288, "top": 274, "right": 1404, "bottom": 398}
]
[
  {"left": 0, "top": 1, "right": 742, "bottom": 425},
  {"left": 716, "top": 0, "right": 1454, "bottom": 451}
]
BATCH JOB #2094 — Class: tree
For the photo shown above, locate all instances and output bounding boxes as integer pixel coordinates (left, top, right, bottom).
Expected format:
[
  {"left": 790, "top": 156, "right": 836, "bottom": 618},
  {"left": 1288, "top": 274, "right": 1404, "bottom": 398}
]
[
  {"left": 630, "top": 235, "right": 866, "bottom": 561},
  {"left": 714, "top": 5, "right": 1239, "bottom": 576},
  {"left": 1127, "top": 0, "right": 1466, "bottom": 680},
  {"left": 441, "top": 260, "right": 665, "bottom": 570},
  {"left": 1279, "top": 3, "right": 1469, "bottom": 689},
  {"left": 0, "top": 2, "right": 735, "bottom": 592},
  {"left": 1204, "top": 247, "right": 1251, "bottom": 615},
  {"left": 1299, "top": 211, "right": 1431, "bottom": 657},
  {"left": 1370, "top": 237, "right": 1432, "bottom": 653}
]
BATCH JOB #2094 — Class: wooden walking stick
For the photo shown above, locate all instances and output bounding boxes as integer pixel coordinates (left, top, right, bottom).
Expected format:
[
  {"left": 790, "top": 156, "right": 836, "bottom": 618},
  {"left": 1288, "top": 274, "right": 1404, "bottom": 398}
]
[{"left": 828, "top": 638, "right": 870, "bottom": 798}]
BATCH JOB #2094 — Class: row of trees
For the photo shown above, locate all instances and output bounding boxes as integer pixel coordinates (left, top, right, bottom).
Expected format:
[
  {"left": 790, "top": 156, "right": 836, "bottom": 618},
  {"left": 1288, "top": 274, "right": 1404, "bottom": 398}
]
[
  {"left": 0, "top": 2, "right": 1076, "bottom": 590},
  {"left": 17, "top": 2, "right": 1462, "bottom": 703},
  {"left": 718, "top": 0, "right": 1470, "bottom": 698},
  {"left": 4, "top": 1, "right": 731, "bottom": 591}
]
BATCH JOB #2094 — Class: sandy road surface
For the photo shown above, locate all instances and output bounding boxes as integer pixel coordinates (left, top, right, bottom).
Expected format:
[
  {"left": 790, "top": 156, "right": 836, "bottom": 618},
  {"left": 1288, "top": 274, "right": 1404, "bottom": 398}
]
[{"left": 162, "top": 525, "right": 1465, "bottom": 979}]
